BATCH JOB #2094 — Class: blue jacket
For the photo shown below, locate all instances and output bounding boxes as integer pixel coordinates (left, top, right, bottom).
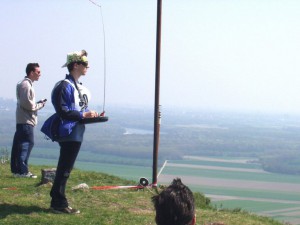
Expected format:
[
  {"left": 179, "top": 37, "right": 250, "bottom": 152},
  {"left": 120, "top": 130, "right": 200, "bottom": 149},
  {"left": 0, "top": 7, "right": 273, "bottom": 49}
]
[
  {"left": 52, "top": 75, "right": 88, "bottom": 120},
  {"left": 52, "top": 75, "right": 90, "bottom": 142}
]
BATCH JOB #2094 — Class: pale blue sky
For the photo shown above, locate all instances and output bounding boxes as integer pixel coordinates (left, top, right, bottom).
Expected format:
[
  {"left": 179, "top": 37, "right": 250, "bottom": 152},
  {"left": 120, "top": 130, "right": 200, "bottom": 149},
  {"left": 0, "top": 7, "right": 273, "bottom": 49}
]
[{"left": 1, "top": 0, "right": 300, "bottom": 113}]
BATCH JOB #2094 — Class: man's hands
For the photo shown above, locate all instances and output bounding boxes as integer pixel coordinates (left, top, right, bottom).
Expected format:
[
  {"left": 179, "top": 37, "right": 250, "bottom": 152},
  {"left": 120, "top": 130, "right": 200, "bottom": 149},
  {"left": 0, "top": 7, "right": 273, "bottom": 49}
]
[
  {"left": 83, "top": 110, "right": 99, "bottom": 118},
  {"left": 83, "top": 111, "right": 106, "bottom": 118},
  {"left": 37, "top": 99, "right": 47, "bottom": 107}
]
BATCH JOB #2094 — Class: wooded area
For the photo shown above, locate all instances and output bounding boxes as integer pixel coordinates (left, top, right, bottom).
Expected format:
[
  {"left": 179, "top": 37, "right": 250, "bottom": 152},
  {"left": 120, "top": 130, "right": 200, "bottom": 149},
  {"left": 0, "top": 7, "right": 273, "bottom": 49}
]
[{"left": 1, "top": 98, "right": 300, "bottom": 175}]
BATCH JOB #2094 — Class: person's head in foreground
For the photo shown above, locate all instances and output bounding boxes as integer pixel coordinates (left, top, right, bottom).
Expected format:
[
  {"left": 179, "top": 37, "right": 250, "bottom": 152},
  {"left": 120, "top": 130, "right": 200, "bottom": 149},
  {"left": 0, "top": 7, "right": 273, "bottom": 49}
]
[{"left": 152, "top": 178, "right": 196, "bottom": 225}]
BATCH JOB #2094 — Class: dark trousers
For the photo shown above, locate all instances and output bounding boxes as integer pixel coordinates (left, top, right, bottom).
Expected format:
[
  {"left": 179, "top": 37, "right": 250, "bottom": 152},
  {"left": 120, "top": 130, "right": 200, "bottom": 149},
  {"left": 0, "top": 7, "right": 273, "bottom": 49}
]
[
  {"left": 50, "top": 141, "right": 81, "bottom": 208},
  {"left": 10, "top": 124, "right": 34, "bottom": 174}
]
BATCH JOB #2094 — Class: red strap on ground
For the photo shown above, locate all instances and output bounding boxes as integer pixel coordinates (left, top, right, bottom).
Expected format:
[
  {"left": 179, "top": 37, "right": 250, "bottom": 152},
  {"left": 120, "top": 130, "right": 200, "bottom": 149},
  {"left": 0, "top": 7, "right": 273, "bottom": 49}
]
[
  {"left": 91, "top": 185, "right": 144, "bottom": 190},
  {"left": 2, "top": 187, "right": 18, "bottom": 190}
]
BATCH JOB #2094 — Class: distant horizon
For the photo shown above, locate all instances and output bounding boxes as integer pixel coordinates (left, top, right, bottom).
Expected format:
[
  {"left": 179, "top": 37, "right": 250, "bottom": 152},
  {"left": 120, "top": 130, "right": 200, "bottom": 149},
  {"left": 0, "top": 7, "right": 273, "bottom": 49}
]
[{"left": 2, "top": 96, "right": 300, "bottom": 116}]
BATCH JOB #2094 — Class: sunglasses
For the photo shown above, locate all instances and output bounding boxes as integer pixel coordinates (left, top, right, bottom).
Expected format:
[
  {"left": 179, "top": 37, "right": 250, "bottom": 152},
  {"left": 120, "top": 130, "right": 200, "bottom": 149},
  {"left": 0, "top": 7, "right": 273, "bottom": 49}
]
[{"left": 77, "top": 62, "right": 89, "bottom": 68}]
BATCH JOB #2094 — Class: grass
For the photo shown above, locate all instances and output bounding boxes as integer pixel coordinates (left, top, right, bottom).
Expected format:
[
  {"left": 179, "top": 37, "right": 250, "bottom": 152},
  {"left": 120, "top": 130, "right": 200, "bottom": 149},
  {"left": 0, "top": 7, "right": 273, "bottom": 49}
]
[{"left": 0, "top": 163, "right": 285, "bottom": 225}]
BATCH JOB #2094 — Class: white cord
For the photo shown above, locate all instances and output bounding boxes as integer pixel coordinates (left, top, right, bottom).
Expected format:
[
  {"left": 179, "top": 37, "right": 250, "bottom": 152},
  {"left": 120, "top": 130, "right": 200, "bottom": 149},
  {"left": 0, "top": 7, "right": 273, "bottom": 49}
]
[
  {"left": 88, "top": 0, "right": 107, "bottom": 112},
  {"left": 157, "top": 160, "right": 168, "bottom": 178}
]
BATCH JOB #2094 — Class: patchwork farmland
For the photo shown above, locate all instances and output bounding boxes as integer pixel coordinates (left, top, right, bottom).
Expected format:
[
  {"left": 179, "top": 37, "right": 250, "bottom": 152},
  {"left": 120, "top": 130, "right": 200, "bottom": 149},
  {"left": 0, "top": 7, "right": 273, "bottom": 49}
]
[
  {"left": 158, "top": 156, "right": 300, "bottom": 225},
  {"left": 30, "top": 152, "right": 300, "bottom": 224}
]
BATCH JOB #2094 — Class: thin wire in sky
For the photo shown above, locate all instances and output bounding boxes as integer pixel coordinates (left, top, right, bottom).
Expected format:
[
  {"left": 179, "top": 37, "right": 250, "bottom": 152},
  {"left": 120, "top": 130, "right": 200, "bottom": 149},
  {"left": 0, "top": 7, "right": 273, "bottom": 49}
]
[{"left": 89, "top": 0, "right": 107, "bottom": 113}]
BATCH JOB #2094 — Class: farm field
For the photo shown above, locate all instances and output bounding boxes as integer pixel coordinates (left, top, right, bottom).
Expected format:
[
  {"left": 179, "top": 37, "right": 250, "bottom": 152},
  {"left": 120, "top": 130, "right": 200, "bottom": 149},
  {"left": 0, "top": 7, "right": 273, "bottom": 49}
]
[
  {"left": 29, "top": 147, "right": 153, "bottom": 181},
  {"left": 158, "top": 156, "right": 300, "bottom": 225},
  {"left": 3, "top": 101, "right": 300, "bottom": 224},
  {"left": 29, "top": 151, "right": 300, "bottom": 224}
]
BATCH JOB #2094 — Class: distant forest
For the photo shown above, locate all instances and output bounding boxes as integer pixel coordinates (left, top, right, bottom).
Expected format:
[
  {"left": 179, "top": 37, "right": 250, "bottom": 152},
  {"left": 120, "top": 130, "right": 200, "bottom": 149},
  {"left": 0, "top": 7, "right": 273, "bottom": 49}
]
[{"left": 1, "top": 97, "right": 300, "bottom": 175}]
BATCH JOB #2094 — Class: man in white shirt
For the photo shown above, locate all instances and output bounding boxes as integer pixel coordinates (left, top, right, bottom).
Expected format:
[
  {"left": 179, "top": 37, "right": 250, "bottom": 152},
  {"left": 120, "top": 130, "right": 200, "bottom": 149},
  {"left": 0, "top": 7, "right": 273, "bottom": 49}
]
[{"left": 11, "top": 63, "right": 46, "bottom": 178}]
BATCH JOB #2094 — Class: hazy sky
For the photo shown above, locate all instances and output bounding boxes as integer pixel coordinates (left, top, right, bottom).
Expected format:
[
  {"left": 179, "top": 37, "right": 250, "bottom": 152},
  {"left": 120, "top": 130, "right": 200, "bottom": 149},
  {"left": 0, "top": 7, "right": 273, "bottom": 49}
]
[{"left": 1, "top": 0, "right": 300, "bottom": 113}]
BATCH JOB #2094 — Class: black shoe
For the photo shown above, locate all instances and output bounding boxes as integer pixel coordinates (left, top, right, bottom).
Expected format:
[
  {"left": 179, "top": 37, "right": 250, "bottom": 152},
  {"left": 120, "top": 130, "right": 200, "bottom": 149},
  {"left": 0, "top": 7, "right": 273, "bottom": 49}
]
[{"left": 51, "top": 206, "right": 80, "bottom": 214}]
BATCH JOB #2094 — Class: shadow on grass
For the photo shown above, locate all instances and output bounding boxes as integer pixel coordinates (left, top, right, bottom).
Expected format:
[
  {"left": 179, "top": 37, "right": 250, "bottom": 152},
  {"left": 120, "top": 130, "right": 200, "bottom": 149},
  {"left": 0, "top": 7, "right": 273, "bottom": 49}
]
[{"left": 0, "top": 203, "right": 48, "bottom": 218}]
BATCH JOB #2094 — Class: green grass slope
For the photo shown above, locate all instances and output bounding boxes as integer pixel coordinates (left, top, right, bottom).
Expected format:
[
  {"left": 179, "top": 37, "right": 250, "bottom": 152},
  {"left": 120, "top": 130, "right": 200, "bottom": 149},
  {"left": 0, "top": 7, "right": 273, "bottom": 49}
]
[{"left": 0, "top": 163, "right": 285, "bottom": 225}]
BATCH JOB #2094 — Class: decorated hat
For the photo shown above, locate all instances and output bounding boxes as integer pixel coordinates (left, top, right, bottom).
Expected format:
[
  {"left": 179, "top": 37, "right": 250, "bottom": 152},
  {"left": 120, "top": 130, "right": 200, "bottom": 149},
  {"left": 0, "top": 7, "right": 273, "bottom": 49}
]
[{"left": 62, "top": 50, "right": 88, "bottom": 67}]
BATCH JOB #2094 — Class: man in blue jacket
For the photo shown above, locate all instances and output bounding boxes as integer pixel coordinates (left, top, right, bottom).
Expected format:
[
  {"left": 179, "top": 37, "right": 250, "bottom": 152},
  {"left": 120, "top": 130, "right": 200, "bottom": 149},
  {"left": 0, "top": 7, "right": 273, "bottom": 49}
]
[{"left": 50, "top": 50, "right": 99, "bottom": 214}]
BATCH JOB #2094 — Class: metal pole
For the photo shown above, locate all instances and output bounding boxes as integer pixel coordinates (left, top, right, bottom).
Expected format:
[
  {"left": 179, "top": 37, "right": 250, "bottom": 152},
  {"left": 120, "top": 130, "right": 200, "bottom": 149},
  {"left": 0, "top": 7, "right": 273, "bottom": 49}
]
[{"left": 152, "top": 0, "right": 162, "bottom": 186}]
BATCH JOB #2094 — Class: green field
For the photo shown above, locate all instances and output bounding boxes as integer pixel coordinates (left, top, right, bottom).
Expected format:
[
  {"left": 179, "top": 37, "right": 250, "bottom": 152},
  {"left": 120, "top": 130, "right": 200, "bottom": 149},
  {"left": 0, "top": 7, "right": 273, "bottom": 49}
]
[
  {"left": 27, "top": 150, "right": 300, "bottom": 225},
  {"left": 158, "top": 157, "right": 300, "bottom": 225}
]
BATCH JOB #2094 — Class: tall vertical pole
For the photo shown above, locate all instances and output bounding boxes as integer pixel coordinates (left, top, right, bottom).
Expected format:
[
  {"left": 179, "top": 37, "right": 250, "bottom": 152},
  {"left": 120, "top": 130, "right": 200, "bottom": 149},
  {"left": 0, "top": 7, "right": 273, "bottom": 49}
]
[{"left": 152, "top": 0, "right": 162, "bottom": 186}]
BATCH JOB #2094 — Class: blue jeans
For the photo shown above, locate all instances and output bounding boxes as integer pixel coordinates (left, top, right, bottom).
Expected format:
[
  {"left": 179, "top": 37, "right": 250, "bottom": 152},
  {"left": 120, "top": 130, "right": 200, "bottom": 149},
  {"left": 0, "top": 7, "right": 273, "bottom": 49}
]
[{"left": 10, "top": 124, "right": 34, "bottom": 174}]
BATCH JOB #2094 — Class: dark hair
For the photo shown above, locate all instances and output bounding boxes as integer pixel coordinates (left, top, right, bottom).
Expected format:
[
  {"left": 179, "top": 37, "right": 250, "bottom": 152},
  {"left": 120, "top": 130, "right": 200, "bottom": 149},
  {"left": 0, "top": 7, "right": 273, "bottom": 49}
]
[
  {"left": 67, "top": 62, "right": 76, "bottom": 72},
  {"left": 152, "top": 178, "right": 195, "bottom": 225},
  {"left": 26, "top": 63, "right": 40, "bottom": 76}
]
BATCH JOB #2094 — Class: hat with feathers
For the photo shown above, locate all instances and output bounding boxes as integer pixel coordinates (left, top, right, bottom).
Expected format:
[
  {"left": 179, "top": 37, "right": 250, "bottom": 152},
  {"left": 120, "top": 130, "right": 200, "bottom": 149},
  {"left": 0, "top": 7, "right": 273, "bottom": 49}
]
[{"left": 62, "top": 50, "right": 88, "bottom": 68}]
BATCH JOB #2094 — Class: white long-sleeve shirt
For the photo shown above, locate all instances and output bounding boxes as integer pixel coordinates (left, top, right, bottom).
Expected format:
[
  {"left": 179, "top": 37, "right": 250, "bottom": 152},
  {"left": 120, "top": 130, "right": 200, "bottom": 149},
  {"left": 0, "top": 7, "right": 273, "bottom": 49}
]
[{"left": 16, "top": 77, "right": 44, "bottom": 126}]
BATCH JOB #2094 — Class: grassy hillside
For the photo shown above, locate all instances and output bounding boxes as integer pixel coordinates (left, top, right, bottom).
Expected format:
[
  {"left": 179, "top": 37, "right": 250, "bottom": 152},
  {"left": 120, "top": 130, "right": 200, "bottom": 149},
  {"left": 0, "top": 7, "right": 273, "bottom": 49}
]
[{"left": 0, "top": 163, "right": 285, "bottom": 225}]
